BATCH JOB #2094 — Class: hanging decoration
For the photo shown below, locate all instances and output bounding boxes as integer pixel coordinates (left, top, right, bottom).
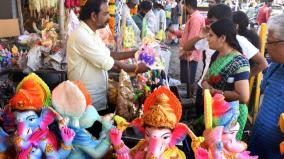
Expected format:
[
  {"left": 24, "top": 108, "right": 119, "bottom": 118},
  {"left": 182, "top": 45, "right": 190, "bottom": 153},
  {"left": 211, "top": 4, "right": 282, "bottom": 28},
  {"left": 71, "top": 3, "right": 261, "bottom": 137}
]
[
  {"left": 130, "top": 5, "right": 138, "bottom": 15},
  {"left": 28, "top": 0, "right": 58, "bottom": 18},
  {"left": 65, "top": 0, "right": 81, "bottom": 14},
  {"left": 65, "top": 0, "right": 80, "bottom": 8},
  {"left": 109, "top": 0, "right": 116, "bottom": 35},
  {"left": 80, "top": 0, "right": 88, "bottom": 6}
]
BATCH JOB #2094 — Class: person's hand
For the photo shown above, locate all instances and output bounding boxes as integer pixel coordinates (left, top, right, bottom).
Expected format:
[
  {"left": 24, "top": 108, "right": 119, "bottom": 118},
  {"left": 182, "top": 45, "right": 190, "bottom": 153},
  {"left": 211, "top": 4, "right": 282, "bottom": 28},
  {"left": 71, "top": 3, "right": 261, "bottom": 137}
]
[
  {"left": 137, "top": 63, "right": 149, "bottom": 73},
  {"left": 168, "top": 27, "right": 175, "bottom": 33},
  {"left": 61, "top": 126, "right": 75, "bottom": 145},
  {"left": 209, "top": 88, "right": 223, "bottom": 96},
  {"left": 101, "top": 113, "right": 115, "bottom": 130},
  {"left": 198, "top": 26, "right": 210, "bottom": 40},
  {"left": 109, "top": 128, "right": 123, "bottom": 146},
  {"left": 101, "top": 113, "right": 114, "bottom": 122}
]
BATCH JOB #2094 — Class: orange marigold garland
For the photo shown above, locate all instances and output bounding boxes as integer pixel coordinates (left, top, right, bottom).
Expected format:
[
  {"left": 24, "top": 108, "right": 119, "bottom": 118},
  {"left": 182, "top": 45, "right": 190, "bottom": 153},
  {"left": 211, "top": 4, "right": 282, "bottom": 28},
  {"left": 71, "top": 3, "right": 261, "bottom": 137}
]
[{"left": 109, "top": 0, "right": 116, "bottom": 35}]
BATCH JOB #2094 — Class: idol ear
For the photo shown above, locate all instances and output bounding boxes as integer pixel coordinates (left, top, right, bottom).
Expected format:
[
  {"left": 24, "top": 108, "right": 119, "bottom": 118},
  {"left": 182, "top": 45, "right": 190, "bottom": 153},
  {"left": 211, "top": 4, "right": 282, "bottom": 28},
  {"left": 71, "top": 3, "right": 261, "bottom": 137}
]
[
  {"left": 40, "top": 108, "right": 55, "bottom": 130},
  {"left": 130, "top": 118, "right": 145, "bottom": 134},
  {"left": 169, "top": 123, "right": 195, "bottom": 147}
]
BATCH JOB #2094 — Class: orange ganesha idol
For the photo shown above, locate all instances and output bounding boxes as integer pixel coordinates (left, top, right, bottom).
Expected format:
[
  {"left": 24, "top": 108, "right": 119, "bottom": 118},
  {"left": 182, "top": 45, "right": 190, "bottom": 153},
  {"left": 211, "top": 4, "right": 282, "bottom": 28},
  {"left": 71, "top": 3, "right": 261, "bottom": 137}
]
[{"left": 110, "top": 86, "right": 198, "bottom": 159}]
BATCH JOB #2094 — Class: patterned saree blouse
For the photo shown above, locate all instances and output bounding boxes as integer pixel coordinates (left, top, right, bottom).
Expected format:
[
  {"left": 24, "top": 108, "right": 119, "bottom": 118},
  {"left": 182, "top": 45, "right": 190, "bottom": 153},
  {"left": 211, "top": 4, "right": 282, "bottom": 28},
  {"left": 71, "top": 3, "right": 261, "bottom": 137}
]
[{"left": 205, "top": 51, "right": 250, "bottom": 92}]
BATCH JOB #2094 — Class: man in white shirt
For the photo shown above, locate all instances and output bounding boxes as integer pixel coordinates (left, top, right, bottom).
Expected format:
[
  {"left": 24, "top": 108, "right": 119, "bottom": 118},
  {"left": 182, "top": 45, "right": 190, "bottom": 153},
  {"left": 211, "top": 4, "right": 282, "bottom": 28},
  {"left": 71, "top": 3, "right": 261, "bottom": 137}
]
[
  {"left": 153, "top": 0, "right": 167, "bottom": 32},
  {"left": 143, "top": 8, "right": 157, "bottom": 36},
  {"left": 67, "top": 0, "right": 148, "bottom": 111}
]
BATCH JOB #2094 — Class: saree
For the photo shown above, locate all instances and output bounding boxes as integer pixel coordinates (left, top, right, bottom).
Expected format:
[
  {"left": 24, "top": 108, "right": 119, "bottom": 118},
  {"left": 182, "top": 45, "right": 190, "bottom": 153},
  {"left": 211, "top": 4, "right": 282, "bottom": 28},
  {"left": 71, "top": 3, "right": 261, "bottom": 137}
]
[{"left": 205, "top": 51, "right": 250, "bottom": 140}]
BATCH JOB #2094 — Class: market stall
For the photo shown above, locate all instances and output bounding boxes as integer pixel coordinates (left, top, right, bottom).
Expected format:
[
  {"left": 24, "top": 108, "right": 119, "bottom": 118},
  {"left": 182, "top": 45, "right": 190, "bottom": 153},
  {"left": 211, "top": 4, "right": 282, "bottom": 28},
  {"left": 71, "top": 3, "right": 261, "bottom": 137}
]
[
  {"left": 0, "top": 0, "right": 177, "bottom": 157},
  {"left": 0, "top": 0, "right": 70, "bottom": 107}
]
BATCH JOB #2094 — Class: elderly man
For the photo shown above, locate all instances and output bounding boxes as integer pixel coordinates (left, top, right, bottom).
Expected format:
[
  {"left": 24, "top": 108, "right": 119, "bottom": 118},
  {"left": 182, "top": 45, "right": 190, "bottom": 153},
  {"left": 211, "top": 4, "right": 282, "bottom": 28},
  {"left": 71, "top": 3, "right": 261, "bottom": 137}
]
[
  {"left": 248, "top": 14, "right": 284, "bottom": 159},
  {"left": 67, "top": 0, "right": 148, "bottom": 112}
]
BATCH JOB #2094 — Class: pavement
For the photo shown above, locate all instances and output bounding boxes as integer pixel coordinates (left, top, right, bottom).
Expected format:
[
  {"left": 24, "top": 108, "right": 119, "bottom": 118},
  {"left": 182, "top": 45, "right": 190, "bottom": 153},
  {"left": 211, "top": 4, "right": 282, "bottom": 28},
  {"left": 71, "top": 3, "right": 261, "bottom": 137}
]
[{"left": 167, "top": 44, "right": 204, "bottom": 85}]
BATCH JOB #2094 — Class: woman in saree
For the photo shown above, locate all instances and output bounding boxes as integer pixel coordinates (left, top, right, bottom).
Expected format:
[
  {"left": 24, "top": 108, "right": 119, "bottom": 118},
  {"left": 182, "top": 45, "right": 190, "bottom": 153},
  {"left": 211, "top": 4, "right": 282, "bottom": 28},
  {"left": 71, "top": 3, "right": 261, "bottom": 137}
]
[{"left": 202, "top": 18, "right": 250, "bottom": 140}]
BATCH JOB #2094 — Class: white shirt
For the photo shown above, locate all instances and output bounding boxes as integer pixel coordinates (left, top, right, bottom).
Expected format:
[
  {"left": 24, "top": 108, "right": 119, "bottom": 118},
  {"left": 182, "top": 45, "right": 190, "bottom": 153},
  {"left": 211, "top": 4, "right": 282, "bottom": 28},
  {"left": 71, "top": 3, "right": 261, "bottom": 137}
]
[
  {"left": 153, "top": 9, "right": 167, "bottom": 32},
  {"left": 67, "top": 21, "right": 114, "bottom": 111},
  {"left": 196, "top": 35, "right": 259, "bottom": 87},
  {"left": 144, "top": 9, "right": 158, "bottom": 35}
]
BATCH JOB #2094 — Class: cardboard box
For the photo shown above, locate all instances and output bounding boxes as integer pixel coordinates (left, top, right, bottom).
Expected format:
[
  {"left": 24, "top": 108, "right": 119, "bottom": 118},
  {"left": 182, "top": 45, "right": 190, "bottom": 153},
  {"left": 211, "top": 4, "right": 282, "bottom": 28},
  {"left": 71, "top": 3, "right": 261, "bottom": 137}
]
[{"left": 0, "top": 19, "right": 20, "bottom": 38}]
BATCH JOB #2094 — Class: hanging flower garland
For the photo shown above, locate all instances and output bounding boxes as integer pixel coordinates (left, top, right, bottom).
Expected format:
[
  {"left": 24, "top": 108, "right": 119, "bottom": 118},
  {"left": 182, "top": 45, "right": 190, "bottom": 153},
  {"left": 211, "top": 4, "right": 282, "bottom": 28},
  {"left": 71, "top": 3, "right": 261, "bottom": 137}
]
[
  {"left": 65, "top": 0, "right": 81, "bottom": 14},
  {"left": 115, "top": 0, "right": 123, "bottom": 36},
  {"left": 80, "top": 0, "right": 88, "bottom": 6},
  {"left": 109, "top": 0, "right": 116, "bottom": 35},
  {"left": 130, "top": 5, "right": 138, "bottom": 16}
]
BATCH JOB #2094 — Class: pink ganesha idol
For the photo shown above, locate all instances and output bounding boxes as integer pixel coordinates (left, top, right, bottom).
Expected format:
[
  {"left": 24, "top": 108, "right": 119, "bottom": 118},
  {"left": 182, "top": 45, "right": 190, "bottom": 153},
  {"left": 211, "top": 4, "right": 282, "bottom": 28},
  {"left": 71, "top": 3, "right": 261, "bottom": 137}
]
[
  {"left": 195, "top": 91, "right": 258, "bottom": 159},
  {"left": 3, "top": 73, "right": 75, "bottom": 159},
  {"left": 110, "top": 86, "right": 199, "bottom": 159}
]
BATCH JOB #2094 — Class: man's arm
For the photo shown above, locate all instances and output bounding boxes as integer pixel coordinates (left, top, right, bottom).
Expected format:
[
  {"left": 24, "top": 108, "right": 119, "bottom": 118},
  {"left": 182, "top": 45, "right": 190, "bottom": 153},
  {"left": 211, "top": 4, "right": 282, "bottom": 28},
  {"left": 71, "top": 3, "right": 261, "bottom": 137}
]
[
  {"left": 75, "top": 31, "right": 148, "bottom": 74},
  {"left": 181, "top": 19, "right": 206, "bottom": 51},
  {"left": 250, "top": 52, "right": 268, "bottom": 76},
  {"left": 112, "top": 61, "right": 149, "bottom": 73},
  {"left": 111, "top": 50, "right": 137, "bottom": 60},
  {"left": 265, "top": 7, "right": 271, "bottom": 22},
  {"left": 183, "top": 26, "right": 209, "bottom": 51},
  {"left": 183, "top": 36, "right": 201, "bottom": 51},
  {"left": 237, "top": 35, "right": 267, "bottom": 75},
  {"left": 160, "top": 10, "right": 167, "bottom": 31}
]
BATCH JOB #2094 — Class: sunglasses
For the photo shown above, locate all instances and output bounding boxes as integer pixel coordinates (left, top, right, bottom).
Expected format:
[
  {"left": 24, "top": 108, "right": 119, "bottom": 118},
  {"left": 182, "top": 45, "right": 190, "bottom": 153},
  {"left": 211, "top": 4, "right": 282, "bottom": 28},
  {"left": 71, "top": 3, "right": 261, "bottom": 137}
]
[{"left": 267, "top": 40, "right": 284, "bottom": 45}]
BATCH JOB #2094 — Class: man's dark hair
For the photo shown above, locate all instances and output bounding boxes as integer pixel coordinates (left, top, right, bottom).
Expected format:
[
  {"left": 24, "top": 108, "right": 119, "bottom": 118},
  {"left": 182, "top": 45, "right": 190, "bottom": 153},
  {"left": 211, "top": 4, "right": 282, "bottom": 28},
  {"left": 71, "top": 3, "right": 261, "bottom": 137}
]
[
  {"left": 79, "top": 0, "right": 108, "bottom": 20},
  {"left": 184, "top": 0, "right": 198, "bottom": 9},
  {"left": 207, "top": 4, "right": 232, "bottom": 19},
  {"left": 215, "top": 0, "right": 222, "bottom": 4},
  {"left": 140, "top": 1, "right": 152, "bottom": 11},
  {"left": 264, "top": 0, "right": 273, "bottom": 4}
]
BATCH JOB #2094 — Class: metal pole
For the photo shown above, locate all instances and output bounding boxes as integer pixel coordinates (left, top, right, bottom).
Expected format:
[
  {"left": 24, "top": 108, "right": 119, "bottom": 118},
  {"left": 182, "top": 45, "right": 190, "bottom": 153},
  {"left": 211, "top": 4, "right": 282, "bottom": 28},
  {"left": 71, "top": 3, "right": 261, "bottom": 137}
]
[
  {"left": 16, "top": 0, "right": 24, "bottom": 34},
  {"left": 59, "top": 0, "right": 65, "bottom": 47}
]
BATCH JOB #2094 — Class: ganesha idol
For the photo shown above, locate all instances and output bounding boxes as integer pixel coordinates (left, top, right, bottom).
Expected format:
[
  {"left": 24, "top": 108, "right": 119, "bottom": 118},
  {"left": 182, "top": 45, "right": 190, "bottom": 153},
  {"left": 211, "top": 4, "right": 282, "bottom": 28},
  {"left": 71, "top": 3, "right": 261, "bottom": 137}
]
[
  {"left": 0, "top": 73, "right": 75, "bottom": 159},
  {"left": 110, "top": 86, "right": 200, "bottom": 159},
  {"left": 51, "top": 80, "right": 114, "bottom": 159},
  {"left": 195, "top": 93, "right": 258, "bottom": 159}
]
